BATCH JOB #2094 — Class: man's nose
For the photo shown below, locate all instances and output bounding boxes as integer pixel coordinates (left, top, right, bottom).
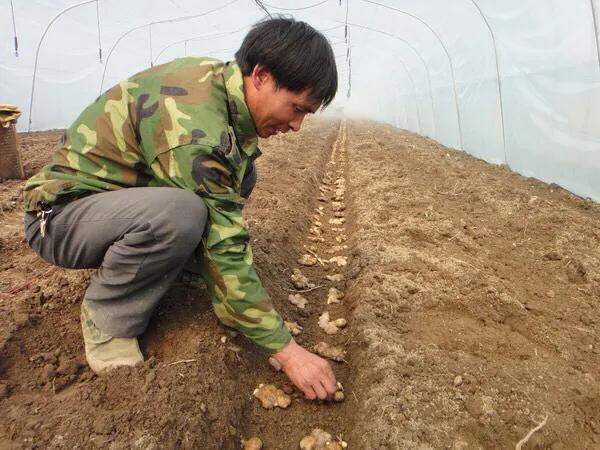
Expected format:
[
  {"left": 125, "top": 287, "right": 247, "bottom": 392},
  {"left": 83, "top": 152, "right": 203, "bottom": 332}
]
[{"left": 289, "top": 115, "right": 304, "bottom": 132}]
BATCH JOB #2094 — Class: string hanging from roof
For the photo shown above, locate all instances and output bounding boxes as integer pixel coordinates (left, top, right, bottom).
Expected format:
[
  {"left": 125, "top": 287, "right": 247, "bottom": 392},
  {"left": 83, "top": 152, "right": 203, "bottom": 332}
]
[
  {"left": 95, "top": 0, "right": 103, "bottom": 63},
  {"left": 9, "top": 0, "right": 19, "bottom": 57}
]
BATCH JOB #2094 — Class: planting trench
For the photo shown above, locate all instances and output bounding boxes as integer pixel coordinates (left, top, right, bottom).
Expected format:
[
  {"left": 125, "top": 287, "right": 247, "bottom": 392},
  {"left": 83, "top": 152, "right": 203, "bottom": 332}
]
[{"left": 1, "top": 118, "right": 600, "bottom": 449}]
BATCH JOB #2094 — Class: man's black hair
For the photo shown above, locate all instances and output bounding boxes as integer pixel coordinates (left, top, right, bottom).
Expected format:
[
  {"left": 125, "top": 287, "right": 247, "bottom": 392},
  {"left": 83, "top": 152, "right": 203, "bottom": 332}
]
[{"left": 235, "top": 16, "right": 338, "bottom": 107}]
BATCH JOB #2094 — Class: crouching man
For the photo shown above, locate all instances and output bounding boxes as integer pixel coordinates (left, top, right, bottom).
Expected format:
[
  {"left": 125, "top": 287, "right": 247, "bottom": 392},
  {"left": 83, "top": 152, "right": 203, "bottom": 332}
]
[{"left": 22, "top": 17, "right": 338, "bottom": 401}]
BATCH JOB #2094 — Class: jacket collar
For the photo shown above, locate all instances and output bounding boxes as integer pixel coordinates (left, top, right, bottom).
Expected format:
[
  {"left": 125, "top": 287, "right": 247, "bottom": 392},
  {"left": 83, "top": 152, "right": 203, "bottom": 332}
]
[{"left": 222, "top": 62, "right": 260, "bottom": 158}]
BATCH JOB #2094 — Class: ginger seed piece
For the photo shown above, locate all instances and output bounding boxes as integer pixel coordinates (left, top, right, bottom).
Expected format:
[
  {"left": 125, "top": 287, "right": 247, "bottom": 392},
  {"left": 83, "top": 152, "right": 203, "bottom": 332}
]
[
  {"left": 298, "top": 254, "right": 318, "bottom": 266},
  {"left": 285, "top": 320, "right": 304, "bottom": 336},
  {"left": 253, "top": 384, "right": 291, "bottom": 409},
  {"left": 326, "top": 274, "right": 345, "bottom": 282},
  {"left": 288, "top": 294, "right": 308, "bottom": 309},
  {"left": 291, "top": 268, "right": 315, "bottom": 290},
  {"left": 241, "top": 437, "right": 263, "bottom": 450},
  {"left": 313, "top": 342, "right": 346, "bottom": 362},
  {"left": 328, "top": 256, "right": 347, "bottom": 266}
]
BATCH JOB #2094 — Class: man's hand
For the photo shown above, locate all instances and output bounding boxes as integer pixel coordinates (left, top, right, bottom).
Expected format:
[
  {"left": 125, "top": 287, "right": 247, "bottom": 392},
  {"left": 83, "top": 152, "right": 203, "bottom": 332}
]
[{"left": 273, "top": 339, "right": 337, "bottom": 400}]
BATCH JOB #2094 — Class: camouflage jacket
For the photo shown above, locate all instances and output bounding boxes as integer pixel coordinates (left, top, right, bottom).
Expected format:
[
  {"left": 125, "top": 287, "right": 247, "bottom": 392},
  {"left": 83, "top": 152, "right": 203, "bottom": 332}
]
[{"left": 23, "top": 57, "right": 292, "bottom": 353}]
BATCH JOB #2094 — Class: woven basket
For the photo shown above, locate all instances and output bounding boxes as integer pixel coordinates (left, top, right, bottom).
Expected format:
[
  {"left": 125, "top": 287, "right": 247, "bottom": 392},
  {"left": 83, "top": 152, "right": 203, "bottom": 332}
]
[{"left": 0, "top": 123, "right": 24, "bottom": 180}]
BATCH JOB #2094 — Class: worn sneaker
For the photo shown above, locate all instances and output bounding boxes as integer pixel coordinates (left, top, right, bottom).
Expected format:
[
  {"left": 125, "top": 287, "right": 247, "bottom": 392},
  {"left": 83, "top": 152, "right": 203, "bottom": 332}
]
[{"left": 80, "top": 304, "right": 144, "bottom": 373}]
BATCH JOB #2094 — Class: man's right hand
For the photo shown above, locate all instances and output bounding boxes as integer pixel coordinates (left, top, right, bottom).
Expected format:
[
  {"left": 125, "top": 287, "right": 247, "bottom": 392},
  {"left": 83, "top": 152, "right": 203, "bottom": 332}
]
[{"left": 272, "top": 339, "right": 337, "bottom": 400}]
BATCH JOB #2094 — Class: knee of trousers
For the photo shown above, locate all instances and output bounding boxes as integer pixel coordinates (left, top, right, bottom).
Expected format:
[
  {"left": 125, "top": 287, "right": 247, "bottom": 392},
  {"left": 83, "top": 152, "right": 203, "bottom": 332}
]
[{"left": 149, "top": 189, "right": 208, "bottom": 257}]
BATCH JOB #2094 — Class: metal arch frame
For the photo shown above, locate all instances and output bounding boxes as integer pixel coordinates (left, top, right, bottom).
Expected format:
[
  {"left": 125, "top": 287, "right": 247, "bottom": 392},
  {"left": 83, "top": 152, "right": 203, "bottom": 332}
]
[
  {"left": 152, "top": 26, "right": 250, "bottom": 65},
  {"left": 345, "top": 21, "right": 437, "bottom": 140},
  {"left": 99, "top": 0, "right": 240, "bottom": 93},
  {"left": 397, "top": 59, "right": 423, "bottom": 135},
  {"left": 591, "top": 0, "right": 600, "bottom": 74},
  {"left": 469, "top": 0, "right": 508, "bottom": 165},
  {"left": 152, "top": 24, "right": 345, "bottom": 65},
  {"left": 357, "top": 0, "right": 464, "bottom": 149},
  {"left": 27, "top": 0, "right": 98, "bottom": 131}
]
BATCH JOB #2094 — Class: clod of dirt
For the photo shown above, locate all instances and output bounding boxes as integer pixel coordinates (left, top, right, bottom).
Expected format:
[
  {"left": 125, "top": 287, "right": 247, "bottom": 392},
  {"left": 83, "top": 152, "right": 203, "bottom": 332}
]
[
  {"left": 335, "top": 235, "right": 347, "bottom": 243},
  {"left": 310, "top": 225, "right": 322, "bottom": 236},
  {"left": 253, "top": 384, "right": 291, "bottom": 409},
  {"left": 241, "top": 437, "right": 263, "bottom": 450},
  {"left": 567, "top": 260, "right": 587, "bottom": 284},
  {"left": 42, "top": 363, "right": 57, "bottom": 382},
  {"left": 328, "top": 256, "right": 348, "bottom": 266},
  {"left": 326, "top": 274, "right": 345, "bottom": 282},
  {"left": 309, "top": 236, "right": 326, "bottom": 243},
  {"left": 332, "top": 201, "right": 345, "bottom": 212},
  {"left": 454, "top": 375, "right": 463, "bottom": 387},
  {"left": 289, "top": 294, "right": 308, "bottom": 309},
  {"left": 329, "top": 218, "right": 345, "bottom": 225},
  {"left": 30, "top": 349, "right": 60, "bottom": 366},
  {"left": 299, "top": 428, "right": 347, "bottom": 450},
  {"left": 326, "top": 245, "right": 347, "bottom": 254},
  {"left": 298, "top": 254, "right": 319, "bottom": 266},
  {"left": 285, "top": 320, "right": 304, "bottom": 336},
  {"left": 92, "top": 414, "right": 115, "bottom": 435},
  {"left": 0, "top": 383, "right": 9, "bottom": 400},
  {"left": 313, "top": 342, "right": 346, "bottom": 362},
  {"left": 291, "top": 268, "right": 315, "bottom": 290},
  {"left": 56, "top": 357, "right": 84, "bottom": 377},
  {"left": 327, "top": 287, "right": 344, "bottom": 305},
  {"left": 543, "top": 251, "right": 562, "bottom": 261},
  {"left": 318, "top": 312, "right": 347, "bottom": 335}
]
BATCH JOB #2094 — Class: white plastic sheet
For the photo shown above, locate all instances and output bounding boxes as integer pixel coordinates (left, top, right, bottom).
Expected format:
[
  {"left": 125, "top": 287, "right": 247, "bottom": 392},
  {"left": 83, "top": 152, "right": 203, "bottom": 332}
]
[{"left": 1, "top": 0, "right": 599, "bottom": 200}]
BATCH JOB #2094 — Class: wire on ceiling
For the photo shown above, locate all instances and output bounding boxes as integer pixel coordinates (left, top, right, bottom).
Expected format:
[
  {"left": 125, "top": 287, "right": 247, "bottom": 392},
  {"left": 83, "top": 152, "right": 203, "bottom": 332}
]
[
  {"left": 261, "top": 0, "right": 329, "bottom": 11},
  {"left": 254, "top": 0, "right": 272, "bottom": 17},
  {"left": 9, "top": 0, "right": 19, "bottom": 57}
]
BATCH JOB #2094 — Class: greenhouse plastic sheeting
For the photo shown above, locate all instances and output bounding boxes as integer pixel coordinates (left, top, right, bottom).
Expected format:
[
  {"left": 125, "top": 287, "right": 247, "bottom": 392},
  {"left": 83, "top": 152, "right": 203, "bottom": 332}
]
[{"left": 1, "top": 0, "right": 599, "bottom": 200}]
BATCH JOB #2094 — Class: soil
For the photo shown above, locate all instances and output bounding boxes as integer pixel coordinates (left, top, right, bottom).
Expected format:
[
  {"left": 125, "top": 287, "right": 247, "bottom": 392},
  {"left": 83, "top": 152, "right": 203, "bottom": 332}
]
[{"left": 1, "top": 118, "right": 599, "bottom": 449}]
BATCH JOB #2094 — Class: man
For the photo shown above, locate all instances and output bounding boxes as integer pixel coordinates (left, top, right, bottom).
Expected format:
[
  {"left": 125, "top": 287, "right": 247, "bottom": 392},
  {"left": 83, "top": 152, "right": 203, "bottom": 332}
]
[{"left": 22, "top": 17, "right": 338, "bottom": 401}]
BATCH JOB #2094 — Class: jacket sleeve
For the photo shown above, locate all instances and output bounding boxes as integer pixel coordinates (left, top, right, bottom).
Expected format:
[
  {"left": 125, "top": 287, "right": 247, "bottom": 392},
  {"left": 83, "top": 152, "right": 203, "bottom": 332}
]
[{"left": 151, "top": 142, "right": 292, "bottom": 353}]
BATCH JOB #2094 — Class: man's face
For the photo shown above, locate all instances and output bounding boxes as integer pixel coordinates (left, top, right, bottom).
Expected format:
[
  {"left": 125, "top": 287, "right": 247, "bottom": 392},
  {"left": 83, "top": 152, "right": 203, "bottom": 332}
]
[{"left": 244, "top": 66, "right": 321, "bottom": 138}]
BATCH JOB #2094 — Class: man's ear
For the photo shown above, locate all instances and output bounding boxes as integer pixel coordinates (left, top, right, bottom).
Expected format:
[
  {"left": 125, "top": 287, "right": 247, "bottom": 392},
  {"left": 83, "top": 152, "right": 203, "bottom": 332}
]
[{"left": 251, "top": 64, "right": 272, "bottom": 91}]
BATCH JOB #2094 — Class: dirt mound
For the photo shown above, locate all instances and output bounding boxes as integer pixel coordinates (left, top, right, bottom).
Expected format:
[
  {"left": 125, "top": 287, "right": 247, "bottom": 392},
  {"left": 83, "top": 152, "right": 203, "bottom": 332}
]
[
  {"left": 343, "top": 121, "right": 600, "bottom": 449},
  {"left": 1, "top": 118, "right": 600, "bottom": 449}
]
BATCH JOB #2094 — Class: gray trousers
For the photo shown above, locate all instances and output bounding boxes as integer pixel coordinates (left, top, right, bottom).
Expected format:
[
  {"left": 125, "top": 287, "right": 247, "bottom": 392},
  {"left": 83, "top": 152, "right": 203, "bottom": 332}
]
[{"left": 24, "top": 187, "right": 208, "bottom": 337}]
